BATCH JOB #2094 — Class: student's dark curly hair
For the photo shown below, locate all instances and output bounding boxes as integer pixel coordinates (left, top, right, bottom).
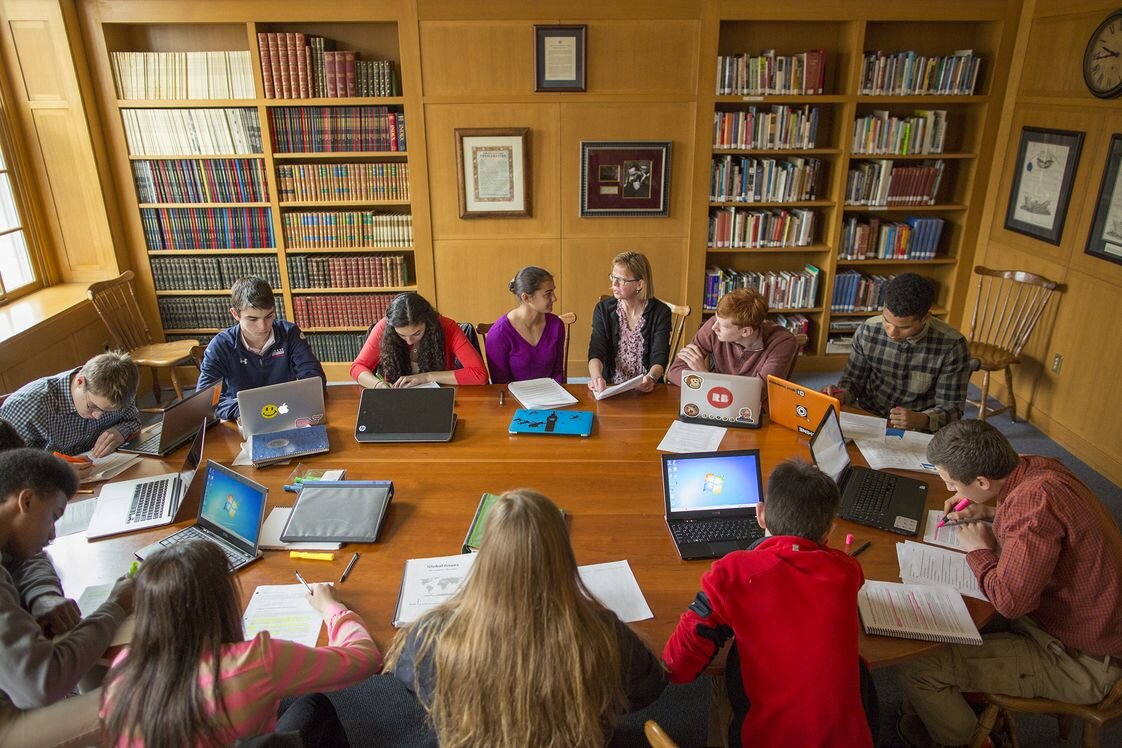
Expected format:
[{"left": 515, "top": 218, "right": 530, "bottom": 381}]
[
  {"left": 379, "top": 292, "right": 446, "bottom": 383},
  {"left": 884, "top": 273, "right": 936, "bottom": 319}
]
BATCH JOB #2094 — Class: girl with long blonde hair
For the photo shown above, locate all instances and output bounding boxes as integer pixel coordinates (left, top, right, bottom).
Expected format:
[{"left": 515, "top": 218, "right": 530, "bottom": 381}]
[{"left": 385, "top": 489, "right": 666, "bottom": 748}]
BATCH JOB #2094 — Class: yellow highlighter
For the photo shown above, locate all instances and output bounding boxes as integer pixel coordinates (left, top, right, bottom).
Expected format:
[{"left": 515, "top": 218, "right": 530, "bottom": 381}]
[{"left": 289, "top": 551, "right": 335, "bottom": 561}]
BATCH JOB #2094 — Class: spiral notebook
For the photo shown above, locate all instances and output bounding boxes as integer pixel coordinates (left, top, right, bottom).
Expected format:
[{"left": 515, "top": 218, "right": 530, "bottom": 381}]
[{"left": 857, "top": 580, "right": 982, "bottom": 646}]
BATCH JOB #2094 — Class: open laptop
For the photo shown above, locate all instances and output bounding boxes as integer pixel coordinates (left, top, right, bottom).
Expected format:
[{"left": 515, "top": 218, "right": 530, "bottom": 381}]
[
  {"left": 661, "top": 450, "right": 766, "bottom": 560},
  {"left": 808, "top": 407, "right": 927, "bottom": 536},
  {"left": 237, "top": 378, "right": 326, "bottom": 437},
  {"left": 678, "top": 371, "right": 764, "bottom": 429},
  {"left": 135, "top": 460, "right": 268, "bottom": 572},
  {"left": 86, "top": 420, "right": 207, "bottom": 540},
  {"left": 766, "top": 374, "right": 840, "bottom": 436},
  {"left": 355, "top": 388, "right": 458, "bottom": 443},
  {"left": 119, "top": 383, "right": 219, "bottom": 457}
]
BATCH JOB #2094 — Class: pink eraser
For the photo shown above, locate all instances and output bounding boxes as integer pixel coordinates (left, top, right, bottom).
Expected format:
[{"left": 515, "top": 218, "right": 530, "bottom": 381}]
[{"left": 845, "top": 533, "right": 855, "bottom": 545}]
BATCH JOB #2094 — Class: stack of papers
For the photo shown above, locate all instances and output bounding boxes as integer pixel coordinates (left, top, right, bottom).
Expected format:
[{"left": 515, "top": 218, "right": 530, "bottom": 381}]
[
  {"left": 593, "top": 374, "right": 645, "bottom": 400},
  {"left": 855, "top": 429, "right": 937, "bottom": 474},
  {"left": 656, "top": 420, "right": 726, "bottom": 453},
  {"left": 79, "top": 452, "right": 142, "bottom": 484},
  {"left": 896, "top": 540, "right": 986, "bottom": 600},
  {"left": 507, "top": 378, "right": 578, "bottom": 409}
]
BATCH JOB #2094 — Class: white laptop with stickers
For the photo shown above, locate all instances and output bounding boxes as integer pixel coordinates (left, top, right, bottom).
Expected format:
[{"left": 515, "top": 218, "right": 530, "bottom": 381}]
[
  {"left": 237, "top": 378, "right": 325, "bottom": 437},
  {"left": 678, "top": 371, "right": 764, "bottom": 429}
]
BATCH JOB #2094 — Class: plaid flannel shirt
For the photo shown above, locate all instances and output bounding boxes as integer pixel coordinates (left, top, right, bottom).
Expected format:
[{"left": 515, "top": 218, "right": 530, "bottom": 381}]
[
  {"left": 836, "top": 316, "right": 968, "bottom": 431},
  {"left": 0, "top": 368, "right": 140, "bottom": 455}
]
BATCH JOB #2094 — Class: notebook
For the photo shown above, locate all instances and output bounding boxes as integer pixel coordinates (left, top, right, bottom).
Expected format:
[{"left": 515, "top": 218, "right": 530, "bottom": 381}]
[
  {"left": 135, "top": 460, "right": 268, "bottom": 572},
  {"left": 86, "top": 421, "right": 207, "bottom": 540},
  {"left": 808, "top": 407, "right": 927, "bottom": 536},
  {"left": 250, "top": 424, "right": 330, "bottom": 467},
  {"left": 508, "top": 409, "right": 594, "bottom": 437},
  {"left": 857, "top": 581, "right": 982, "bottom": 645},
  {"left": 238, "top": 378, "right": 326, "bottom": 437},
  {"left": 280, "top": 480, "right": 394, "bottom": 543},
  {"left": 660, "top": 449, "right": 766, "bottom": 560},
  {"left": 678, "top": 370, "right": 764, "bottom": 429},
  {"left": 766, "top": 374, "right": 840, "bottom": 436},
  {"left": 462, "top": 492, "right": 501, "bottom": 553},
  {"left": 119, "top": 383, "right": 219, "bottom": 456},
  {"left": 507, "top": 378, "right": 578, "bottom": 409},
  {"left": 354, "top": 388, "right": 457, "bottom": 443}
]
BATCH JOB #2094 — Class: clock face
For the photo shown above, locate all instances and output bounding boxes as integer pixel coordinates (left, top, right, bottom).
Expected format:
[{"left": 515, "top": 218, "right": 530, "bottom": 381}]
[{"left": 1085, "top": 11, "right": 1122, "bottom": 98}]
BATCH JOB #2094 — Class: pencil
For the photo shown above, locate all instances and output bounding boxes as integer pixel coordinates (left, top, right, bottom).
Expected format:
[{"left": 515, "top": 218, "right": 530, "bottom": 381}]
[{"left": 848, "top": 541, "right": 871, "bottom": 558}]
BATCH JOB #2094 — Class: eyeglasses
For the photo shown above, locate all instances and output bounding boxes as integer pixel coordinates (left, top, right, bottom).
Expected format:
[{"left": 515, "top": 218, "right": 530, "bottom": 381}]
[
  {"left": 83, "top": 388, "right": 119, "bottom": 418},
  {"left": 609, "top": 275, "right": 640, "bottom": 286}
]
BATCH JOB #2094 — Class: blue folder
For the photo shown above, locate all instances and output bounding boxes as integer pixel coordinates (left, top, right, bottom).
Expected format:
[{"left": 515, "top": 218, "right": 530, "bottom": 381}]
[{"left": 508, "top": 409, "right": 594, "bottom": 437}]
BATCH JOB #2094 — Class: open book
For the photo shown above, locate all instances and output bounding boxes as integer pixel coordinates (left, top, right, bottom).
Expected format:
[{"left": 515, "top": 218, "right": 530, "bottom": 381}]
[{"left": 857, "top": 580, "right": 982, "bottom": 645}]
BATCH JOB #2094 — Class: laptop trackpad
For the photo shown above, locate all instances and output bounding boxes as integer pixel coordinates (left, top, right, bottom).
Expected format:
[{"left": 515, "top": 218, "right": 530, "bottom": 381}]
[{"left": 710, "top": 541, "right": 742, "bottom": 557}]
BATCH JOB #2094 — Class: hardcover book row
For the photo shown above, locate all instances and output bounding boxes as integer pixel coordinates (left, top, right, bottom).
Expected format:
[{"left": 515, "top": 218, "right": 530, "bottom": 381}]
[
  {"left": 158, "top": 295, "right": 286, "bottom": 330},
  {"left": 151, "top": 255, "right": 282, "bottom": 292},
  {"left": 702, "top": 266, "right": 821, "bottom": 311},
  {"left": 257, "top": 32, "right": 398, "bottom": 99},
  {"left": 111, "top": 51, "right": 255, "bottom": 100},
  {"left": 281, "top": 211, "right": 413, "bottom": 249},
  {"left": 140, "top": 207, "right": 275, "bottom": 250},
  {"left": 132, "top": 158, "right": 269, "bottom": 204},
  {"left": 292, "top": 293, "right": 394, "bottom": 329},
  {"left": 286, "top": 254, "right": 409, "bottom": 289}
]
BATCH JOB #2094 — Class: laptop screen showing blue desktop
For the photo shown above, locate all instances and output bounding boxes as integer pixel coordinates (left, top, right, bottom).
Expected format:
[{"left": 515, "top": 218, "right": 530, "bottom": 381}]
[
  {"left": 199, "top": 463, "right": 268, "bottom": 547},
  {"left": 663, "top": 450, "right": 763, "bottom": 515}
]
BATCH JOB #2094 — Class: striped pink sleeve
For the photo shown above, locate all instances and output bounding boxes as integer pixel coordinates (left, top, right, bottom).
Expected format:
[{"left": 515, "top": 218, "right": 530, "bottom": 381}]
[{"left": 266, "top": 604, "right": 383, "bottom": 698}]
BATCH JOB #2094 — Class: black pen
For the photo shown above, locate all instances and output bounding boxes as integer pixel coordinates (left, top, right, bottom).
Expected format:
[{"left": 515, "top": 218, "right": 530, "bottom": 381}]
[
  {"left": 340, "top": 552, "right": 360, "bottom": 583},
  {"left": 848, "top": 541, "right": 871, "bottom": 558}
]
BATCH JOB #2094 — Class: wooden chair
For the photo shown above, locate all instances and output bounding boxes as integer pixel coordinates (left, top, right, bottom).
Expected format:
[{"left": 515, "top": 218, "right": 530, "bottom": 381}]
[
  {"left": 784, "top": 332, "right": 809, "bottom": 379},
  {"left": 965, "top": 266, "right": 1061, "bottom": 422},
  {"left": 643, "top": 719, "right": 679, "bottom": 748},
  {"left": 558, "top": 311, "right": 576, "bottom": 381},
  {"left": 86, "top": 271, "right": 199, "bottom": 405},
  {"left": 664, "top": 301, "right": 692, "bottom": 363},
  {"left": 970, "top": 676, "right": 1122, "bottom": 748}
]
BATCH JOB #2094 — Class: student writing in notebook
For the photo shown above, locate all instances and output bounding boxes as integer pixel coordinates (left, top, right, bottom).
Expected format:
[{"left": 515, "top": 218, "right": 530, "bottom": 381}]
[
  {"left": 100, "top": 539, "right": 381, "bottom": 746},
  {"left": 386, "top": 489, "right": 666, "bottom": 747},
  {"left": 485, "top": 266, "right": 566, "bottom": 384},
  {"left": 897, "top": 420, "right": 1122, "bottom": 748},
  {"left": 351, "top": 292, "right": 487, "bottom": 388},
  {"left": 663, "top": 459, "right": 876, "bottom": 748}
]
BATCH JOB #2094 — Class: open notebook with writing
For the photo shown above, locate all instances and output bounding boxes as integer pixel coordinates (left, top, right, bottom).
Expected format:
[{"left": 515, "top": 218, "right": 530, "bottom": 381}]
[{"left": 857, "top": 580, "right": 982, "bottom": 646}]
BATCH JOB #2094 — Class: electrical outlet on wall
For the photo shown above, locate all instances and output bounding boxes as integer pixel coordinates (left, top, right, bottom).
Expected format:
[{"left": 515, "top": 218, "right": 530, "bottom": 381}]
[{"left": 1051, "top": 353, "right": 1063, "bottom": 374}]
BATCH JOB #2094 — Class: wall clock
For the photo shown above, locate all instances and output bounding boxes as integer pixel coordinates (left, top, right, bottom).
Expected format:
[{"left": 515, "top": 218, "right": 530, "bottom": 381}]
[{"left": 1084, "top": 9, "right": 1122, "bottom": 98}]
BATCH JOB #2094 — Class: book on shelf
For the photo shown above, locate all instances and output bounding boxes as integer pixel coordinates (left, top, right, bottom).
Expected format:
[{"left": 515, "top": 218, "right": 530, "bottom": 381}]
[
  {"left": 151, "top": 255, "right": 281, "bottom": 292},
  {"left": 703, "top": 265, "right": 819, "bottom": 310},
  {"left": 712, "top": 105, "right": 821, "bottom": 150},
  {"left": 292, "top": 293, "right": 393, "bottom": 329},
  {"left": 276, "top": 162, "right": 410, "bottom": 203},
  {"left": 840, "top": 215, "right": 945, "bottom": 260},
  {"left": 825, "top": 336, "right": 854, "bottom": 355},
  {"left": 111, "top": 50, "right": 255, "bottom": 100},
  {"left": 831, "top": 272, "right": 918, "bottom": 313},
  {"left": 140, "top": 207, "right": 274, "bottom": 250},
  {"left": 287, "top": 254, "right": 409, "bottom": 289},
  {"left": 304, "top": 332, "right": 368, "bottom": 362},
  {"left": 121, "top": 109, "right": 262, "bottom": 156},
  {"left": 851, "top": 110, "right": 947, "bottom": 155},
  {"left": 268, "top": 107, "right": 406, "bottom": 153},
  {"left": 707, "top": 206, "right": 816, "bottom": 248},
  {"left": 845, "top": 159, "right": 946, "bottom": 208},
  {"left": 132, "top": 158, "right": 269, "bottom": 204},
  {"left": 716, "top": 48, "right": 826, "bottom": 95},
  {"left": 257, "top": 32, "right": 398, "bottom": 99},
  {"left": 859, "top": 49, "right": 981, "bottom": 96},
  {"left": 857, "top": 581, "right": 982, "bottom": 645},
  {"left": 709, "top": 155, "right": 823, "bottom": 203},
  {"left": 158, "top": 295, "right": 285, "bottom": 330}
]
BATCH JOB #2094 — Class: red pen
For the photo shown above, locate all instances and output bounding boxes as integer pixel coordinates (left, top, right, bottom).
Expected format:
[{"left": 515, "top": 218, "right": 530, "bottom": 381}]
[
  {"left": 52, "top": 452, "right": 91, "bottom": 465},
  {"left": 936, "top": 497, "right": 971, "bottom": 528}
]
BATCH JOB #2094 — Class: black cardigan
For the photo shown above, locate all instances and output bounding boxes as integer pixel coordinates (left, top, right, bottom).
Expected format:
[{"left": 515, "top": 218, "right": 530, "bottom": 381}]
[{"left": 587, "top": 296, "right": 672, "bottom": 382}]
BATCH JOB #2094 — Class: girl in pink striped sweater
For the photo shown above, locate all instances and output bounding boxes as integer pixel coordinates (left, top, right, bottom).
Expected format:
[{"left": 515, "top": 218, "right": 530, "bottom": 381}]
[{"left": 100, "top": 539, "right": 381, "bottom": 746}]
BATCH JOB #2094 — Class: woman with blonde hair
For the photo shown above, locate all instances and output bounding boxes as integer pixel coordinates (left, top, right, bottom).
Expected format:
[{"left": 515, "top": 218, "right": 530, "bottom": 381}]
[
  {"left": 587, "top": 251, "right": 671, "bottom": 395},
  {"left": 386, "top": 490, "right": 666, "bottom": 748}
]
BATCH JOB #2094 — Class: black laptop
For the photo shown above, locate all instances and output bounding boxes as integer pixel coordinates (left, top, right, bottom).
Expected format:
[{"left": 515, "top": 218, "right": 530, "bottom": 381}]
[
  {"left": 119, "top": 383, "right": 219, "bottom": 457},
  {"left": 660, "top": 450, "right": 766, "bottom": 560},
  {"left": 808, "top": 408, "right": 927, "bottom": 536},
  {"left": 354, "top": 387, "right": 458, "bottom": 443}
]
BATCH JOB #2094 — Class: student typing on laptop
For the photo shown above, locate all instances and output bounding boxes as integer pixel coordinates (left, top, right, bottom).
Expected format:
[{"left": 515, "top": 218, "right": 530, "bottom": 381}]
[
  {"left": 195, "top": 276, "right": 327, "bottom": 421},
  {"left": 666, "top": 288, "right": 798, "bottom": 406}
]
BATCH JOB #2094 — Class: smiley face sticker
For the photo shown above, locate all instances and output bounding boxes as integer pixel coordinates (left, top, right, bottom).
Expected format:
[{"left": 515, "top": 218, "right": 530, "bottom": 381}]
[{"left": 261, "top": 403, "right": 279, "bottom": 419}]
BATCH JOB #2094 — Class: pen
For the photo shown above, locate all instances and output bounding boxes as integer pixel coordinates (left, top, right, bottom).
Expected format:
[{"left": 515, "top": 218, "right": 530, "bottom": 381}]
[
  {"left": 294, "top": 571, "right": 312, "bottom": 594},
  {"left": 499, "top": 391, "right": 505, "bottom": 406},
  {"left": 340, "top": 552, "right": 360, "bottom": 583},
  {"left": 76, "top": 489, "right": 95, "bottom": 495},
  {"left": 848, "top": 541, "right": 871, "bottom": 557},
  {"left": 937, "top": 497, "right": 972, "bottom": 528}
]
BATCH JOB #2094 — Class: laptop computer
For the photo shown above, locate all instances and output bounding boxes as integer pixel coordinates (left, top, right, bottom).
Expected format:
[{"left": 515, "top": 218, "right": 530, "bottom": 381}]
[
  {"left": 135, "top": 460, "right": 268, "bottom": 572},
  {"left": 355, "top": 388, "right": 458, "bottom": 443},
  {"left": 808, "top": 407, "right": 927, "bottom": 536},
  {"left": 766, "top": 374, "right": 840, "bottom": 436},
  {"left": 237, "top": 378, "right": 326, "bottom": 437},
  {"left": 508, "top": 409, "right": 594, "bottom": 437},
  {"left": 660, "top": 450, "right": 766, "bottom": 560},
  {"left": 119, "top": 383, "right": 219, "bottom": 457},
  {"left": 678, "top": 371, "right": 764, "bottom": 429},
  {"left": 86, "top": 420, "right": 207, "bottom": 540}
]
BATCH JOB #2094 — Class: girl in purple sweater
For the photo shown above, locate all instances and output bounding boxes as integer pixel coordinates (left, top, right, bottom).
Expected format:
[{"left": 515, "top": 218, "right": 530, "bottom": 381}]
[{"left": 485, "top": 267, "right": 566, "bottom": 384}]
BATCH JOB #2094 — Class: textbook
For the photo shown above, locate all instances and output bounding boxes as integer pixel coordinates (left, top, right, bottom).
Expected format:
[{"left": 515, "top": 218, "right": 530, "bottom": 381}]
[
  {"left": 462, "top": 492, "right": 501, "bottom": 553},
  {"left": 857, "top": 580, "right": 982, "bottom": 646},
  {"left": 280, "top": 480, "right": 394, "bottom": 543},
  {"left": 508, "top": 409, "right": 594, "bottom": 437},
  {"left": 251, "top": 424, "right": 329, "bottom": 467}
]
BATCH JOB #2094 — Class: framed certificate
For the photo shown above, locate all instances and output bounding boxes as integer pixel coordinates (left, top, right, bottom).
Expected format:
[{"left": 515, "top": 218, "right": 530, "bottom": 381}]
[
  {"left": 534, "top": 25, "right": 587, "bottom": 92},
  {"left": 455, "top": 128, "right": 531, "bottom": 218}
]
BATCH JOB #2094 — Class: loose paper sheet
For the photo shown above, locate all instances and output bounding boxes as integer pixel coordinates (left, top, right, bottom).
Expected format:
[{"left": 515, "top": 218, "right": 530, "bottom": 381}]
[
  {"left": 921, "top": 509, "right": 994, "bottom": 552},
  {"left": 577, "top": 560, "right": 654, "bottom": 622},
  {"left": 855, "top": 430, "right": 937, "bottom": 474},
  {"left": 839, "top": 412, "right": 887, "bottom": 442},
  {"left": 594, "top": 374, "right": 645, "bottom": 401},
  {"left": 897, "top": 541, "right": 986, "bottom": 600},
  {"left": 56, "top": 498, "right": 96, "bottom": 537},
  {"left": 656, "top": 420, "right": 726, "bottom": 453},
  {"left": 507, "top": 378, "right": 578, "bottom": 409},
  {"left": 77, "top": 583, "right": 134, "bottom": 646},
  {"left": 242, "top": 584, "right": 323, "bottom": 647}
]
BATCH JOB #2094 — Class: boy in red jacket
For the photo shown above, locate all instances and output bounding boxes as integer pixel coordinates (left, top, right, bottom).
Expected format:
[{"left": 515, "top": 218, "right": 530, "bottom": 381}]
[{"left": 663, "top": 459, "right": 875, "bottom": 747}]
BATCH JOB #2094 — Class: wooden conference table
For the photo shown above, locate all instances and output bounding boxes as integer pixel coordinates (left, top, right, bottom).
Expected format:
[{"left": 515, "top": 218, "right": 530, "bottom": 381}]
[{"left": 48, "top": 384, "right": 992, "bottom": 669}]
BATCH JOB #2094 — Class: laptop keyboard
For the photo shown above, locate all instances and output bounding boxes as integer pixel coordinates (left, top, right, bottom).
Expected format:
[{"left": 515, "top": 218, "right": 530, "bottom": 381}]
[
  {"left": 159, "top": 527, "right": 249, "bottom": 570},
  {"left": 672, "top": 515, "right": 764, "bottom": 545},
  {"left": 127, "top": 478, "right": 171, "bottom": 524},
  {"left": 130, "top": 432, "right": 162, "bottom": 454},
  {"left": 848, "top": 470, "right": 896, "bottom": 522}
]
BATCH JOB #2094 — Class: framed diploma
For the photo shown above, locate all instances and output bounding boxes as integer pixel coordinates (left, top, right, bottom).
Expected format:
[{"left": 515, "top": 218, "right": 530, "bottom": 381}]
[
  {"left": 1085, "top": 134, "right": 1122, "bottom": 266},
  {"left": 1004, "top": 126, "right": 1084, "bottom": 245},
  {"left": 455, "top": 128, "right": 531, "bottom": 218},
  {"left": 534, "top": 25, "right": 587, "bottom": 92}
]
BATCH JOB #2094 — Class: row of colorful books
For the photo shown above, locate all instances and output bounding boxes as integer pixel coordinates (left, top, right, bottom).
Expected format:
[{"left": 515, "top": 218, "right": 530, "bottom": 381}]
[
  {"left": 304, "top": 332, "right": 367, "bottom": 362},
  {"left": 707, "top": 206, "right": 816, "bottom": 248},
  {"left": 111, "top": 51, "right": 255, "bottom": 100},
  {"left": 840, "top": 216, "right": 945, "bottom": 260},
  {"left": 158, "top": 295, "right": 285, "bottom": 330},
  {"left": 845, "top": 160, "right": 945, "bottom": 208},
  {"left": 712, "top": 106, "right": 821, "bottom": 150},
  {"left": 286, "top": 254, "right": 409, "bottom": 289},
  {"left": 292, "top": 293, "right": 394, "bottom": 329},
  {"left": 276, "top": 162, "right": 410, "bottom": 203},
  {"left": 852, "top": 110, "right": 948, "bottom": 155},
  {"left": 151, "top": 255, "right": 281, "bottom": 291},
  {"left": 715, "top": 49, "right": 827, "bottom": 96},
  {"left": 831, "top": 272, "right": 898, "bottom": 312},
  {"left": 123, "top": 109, "right": 262, "bottom": 157},
  {"left": 710, "top": 156, "right": 823, "bottom": 203},
  {"left": 773, "top": 312, "right": 811, "bottom": 340},
  {"left": 132, "top": 158, "right": 268, "bottom": 204},
  {"left": 858, "top": 49, "right": 981, "bottom": 96},
  {"left": 268, "top": 107, "right": 406, "bottom": 153},
  {"left": 281, "top": 211, "right": 413, "bottom": 249},
  {"left": 703, "top": 265, "right": 820, "bottom": 311},
  {"left": 257, "top": 33, "right": 397, "bottom": 99},
  {"left": 140, "top": 207, "right": 274, "bottom": 250}
]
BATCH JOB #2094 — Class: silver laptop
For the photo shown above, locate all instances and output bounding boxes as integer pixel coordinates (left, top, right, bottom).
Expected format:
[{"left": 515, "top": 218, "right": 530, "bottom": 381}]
[
  {"left": 237, "top": 378, "right": 326, "bottom": 437},
  {"left": 119, "top": 383, "right": 219, "bottom": 457},
  {"left": 86, "top": 421, "right": 207, "bottom": 540},
  {"left": 135, "top": 461, "right": 268, "bottom": 572},
  {"left": 678, "top": 371, "right": 764, "bottom": 429}
]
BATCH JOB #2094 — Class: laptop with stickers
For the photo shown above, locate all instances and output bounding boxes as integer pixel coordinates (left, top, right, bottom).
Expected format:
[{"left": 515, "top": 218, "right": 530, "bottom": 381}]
[
  {"left": 237, "top": 378, "right": 325, "bottom": 437},
  {"left": 678, "top": 370, "right": 764, "bottom": 429},
  {"left": 766, "top": 374, "right": 840, "bottom": 436}
]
